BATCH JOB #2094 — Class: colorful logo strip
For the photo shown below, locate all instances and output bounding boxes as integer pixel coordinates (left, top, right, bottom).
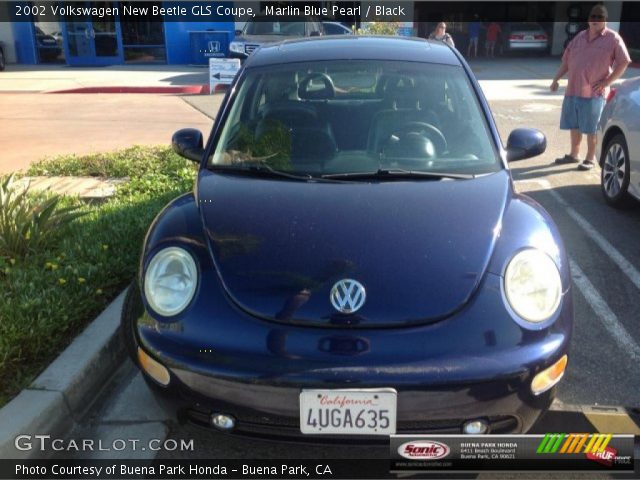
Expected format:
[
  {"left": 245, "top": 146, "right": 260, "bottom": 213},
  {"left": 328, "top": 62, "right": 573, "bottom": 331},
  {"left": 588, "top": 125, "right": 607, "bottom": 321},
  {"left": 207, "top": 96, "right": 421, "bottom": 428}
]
[{"left": 536, "top": 433, "right": 612, "bottom": 455}]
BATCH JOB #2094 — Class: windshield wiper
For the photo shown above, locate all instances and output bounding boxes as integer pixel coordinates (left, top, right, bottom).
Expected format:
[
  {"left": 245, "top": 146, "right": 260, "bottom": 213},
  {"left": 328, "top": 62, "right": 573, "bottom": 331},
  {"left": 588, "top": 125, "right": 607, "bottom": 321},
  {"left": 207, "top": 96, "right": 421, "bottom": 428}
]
[
  {"left": 321, "top": 168, "right": 475, "bottom": 180},
  {"left": 211, "top": 163, "right": 319, "bottom": 182}
]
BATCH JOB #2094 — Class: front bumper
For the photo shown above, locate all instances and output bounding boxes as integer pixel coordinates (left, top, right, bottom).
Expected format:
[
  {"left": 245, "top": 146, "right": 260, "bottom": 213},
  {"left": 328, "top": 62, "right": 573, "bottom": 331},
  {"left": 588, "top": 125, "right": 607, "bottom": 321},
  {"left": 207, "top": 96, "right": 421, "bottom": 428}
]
[
  {"left": 125, "top": 271, "right": 571, "bottom": 441},
  {"left": 507, "top": 41, "right": 548, "bottom": 51},
  {"left": 141, "top": 367, "right": 552, "bottom": 442}
]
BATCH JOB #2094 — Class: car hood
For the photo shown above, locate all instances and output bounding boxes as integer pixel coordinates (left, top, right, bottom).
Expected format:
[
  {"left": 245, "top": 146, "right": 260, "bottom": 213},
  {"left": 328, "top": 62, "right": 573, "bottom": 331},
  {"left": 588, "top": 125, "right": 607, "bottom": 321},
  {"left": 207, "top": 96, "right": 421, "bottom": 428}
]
[{"left": 198, "top": 170, "right": 510, "bottom": 327}]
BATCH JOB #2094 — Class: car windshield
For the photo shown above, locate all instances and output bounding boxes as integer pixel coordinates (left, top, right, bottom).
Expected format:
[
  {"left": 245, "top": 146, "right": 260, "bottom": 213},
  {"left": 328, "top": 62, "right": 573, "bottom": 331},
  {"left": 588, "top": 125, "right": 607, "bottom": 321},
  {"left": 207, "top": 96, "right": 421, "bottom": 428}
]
[
  {"left": 209, "top": 60, "right": 501, "bottom": 178},
  {"left": 243, "top": 21, "right": 306, "bottom": 36}
]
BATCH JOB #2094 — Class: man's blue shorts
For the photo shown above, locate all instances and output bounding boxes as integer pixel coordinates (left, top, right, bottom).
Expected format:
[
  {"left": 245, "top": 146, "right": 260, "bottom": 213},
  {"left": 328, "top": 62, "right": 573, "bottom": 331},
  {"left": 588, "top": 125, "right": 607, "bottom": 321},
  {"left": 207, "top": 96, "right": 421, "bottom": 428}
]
[{"left": 560, "top": 95, "right": 606, "bottom": 134}]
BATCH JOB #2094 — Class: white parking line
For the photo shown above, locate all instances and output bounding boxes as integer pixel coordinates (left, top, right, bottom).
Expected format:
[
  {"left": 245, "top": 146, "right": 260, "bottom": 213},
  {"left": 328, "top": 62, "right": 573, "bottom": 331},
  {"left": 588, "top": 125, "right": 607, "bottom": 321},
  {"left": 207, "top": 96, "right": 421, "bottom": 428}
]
[
  {"left": 569, "top": 259, "right": 640, "bottom": 362},
  {"left": 515, "top": 178, "right": 640, "bottom": 292}
]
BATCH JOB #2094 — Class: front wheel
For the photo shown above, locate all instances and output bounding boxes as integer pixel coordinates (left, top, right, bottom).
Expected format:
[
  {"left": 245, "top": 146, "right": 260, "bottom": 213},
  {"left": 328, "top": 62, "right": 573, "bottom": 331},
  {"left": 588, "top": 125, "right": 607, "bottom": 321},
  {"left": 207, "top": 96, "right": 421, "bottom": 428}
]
[
  {"left": 0, "top": 48, "right": 5, "bottom": 71},
  {"left": 600, "top": 133, "right": 634, "bottom": 208}
]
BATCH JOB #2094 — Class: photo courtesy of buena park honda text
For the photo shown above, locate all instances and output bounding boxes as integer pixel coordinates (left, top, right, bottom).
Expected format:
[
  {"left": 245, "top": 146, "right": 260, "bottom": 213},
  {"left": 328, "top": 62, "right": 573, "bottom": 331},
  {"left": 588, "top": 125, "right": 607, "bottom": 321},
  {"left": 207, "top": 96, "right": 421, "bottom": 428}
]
[{"left": 0, "top": 0, "right": 640, "bottom": 478}]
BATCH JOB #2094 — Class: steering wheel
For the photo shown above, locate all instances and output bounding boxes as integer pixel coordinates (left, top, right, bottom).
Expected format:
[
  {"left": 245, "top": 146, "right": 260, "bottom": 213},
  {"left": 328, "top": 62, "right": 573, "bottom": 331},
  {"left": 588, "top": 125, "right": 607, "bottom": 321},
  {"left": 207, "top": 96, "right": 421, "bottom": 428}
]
[
  {"left": 298, "top": 72, "right": 336, "bottom": 100},
  {"left": 393, "top": 122, "right": 447, "bottom": 154}
]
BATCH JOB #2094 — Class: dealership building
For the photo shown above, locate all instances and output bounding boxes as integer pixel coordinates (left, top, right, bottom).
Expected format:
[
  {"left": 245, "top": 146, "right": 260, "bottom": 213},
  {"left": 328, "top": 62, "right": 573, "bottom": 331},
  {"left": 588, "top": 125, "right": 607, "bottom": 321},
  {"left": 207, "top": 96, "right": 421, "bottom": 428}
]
[{"left": 0, "top": 1, "right": 636, "bottom": 66}]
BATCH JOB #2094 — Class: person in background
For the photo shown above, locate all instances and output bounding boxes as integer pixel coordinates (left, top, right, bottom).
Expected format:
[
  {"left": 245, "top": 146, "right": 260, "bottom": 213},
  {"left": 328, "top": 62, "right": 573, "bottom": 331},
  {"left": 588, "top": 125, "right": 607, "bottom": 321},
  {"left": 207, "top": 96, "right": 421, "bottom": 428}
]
[
  {"left": 429, "top": 22, "right": 455, "bottom": 48},
  {"left": 485, "top": 22, "right": 501, "bottom": 57},
  {"left": 467, "top": 15, "right": 482, "bottom": 58},
  {"left": 550, "top": 4, "right": 631, "bottom": 170}
]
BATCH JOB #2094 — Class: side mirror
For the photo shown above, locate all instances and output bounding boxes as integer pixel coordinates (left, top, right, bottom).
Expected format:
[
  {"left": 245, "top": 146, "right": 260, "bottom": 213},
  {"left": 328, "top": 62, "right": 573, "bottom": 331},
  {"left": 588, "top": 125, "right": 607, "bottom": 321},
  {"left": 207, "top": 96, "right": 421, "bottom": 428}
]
[
  {"left": 310, "top": 30, "right": 321, "bottom": 37},
  {"left": 506, "top": 128, "right": 546, "bottom": 162},
  {"left": 234, "top": 29, "right": 242, "bottom": 35},
  {"left": 172, "top": 128, "right": 204, "bottom": 163}
]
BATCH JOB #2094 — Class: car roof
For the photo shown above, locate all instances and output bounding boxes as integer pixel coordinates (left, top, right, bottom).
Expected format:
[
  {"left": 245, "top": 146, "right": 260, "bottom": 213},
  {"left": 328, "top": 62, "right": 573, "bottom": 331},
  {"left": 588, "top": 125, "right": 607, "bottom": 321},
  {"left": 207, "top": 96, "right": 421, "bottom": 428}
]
[{"left": 244, "top": 36, "right": 461, "bottom": 68}]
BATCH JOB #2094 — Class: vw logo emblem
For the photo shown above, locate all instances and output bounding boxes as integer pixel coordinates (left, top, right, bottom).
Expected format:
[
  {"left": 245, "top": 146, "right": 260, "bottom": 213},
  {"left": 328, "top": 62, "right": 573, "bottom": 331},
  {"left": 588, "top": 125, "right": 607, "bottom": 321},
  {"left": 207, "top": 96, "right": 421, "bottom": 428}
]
[{"left": 330, "top": 279, "right": 366, "bottom": 314}]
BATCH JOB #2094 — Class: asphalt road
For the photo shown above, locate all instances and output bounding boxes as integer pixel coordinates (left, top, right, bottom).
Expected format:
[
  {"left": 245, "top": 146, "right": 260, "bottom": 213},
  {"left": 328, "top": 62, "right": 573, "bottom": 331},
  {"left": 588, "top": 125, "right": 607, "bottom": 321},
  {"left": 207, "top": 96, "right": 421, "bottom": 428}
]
[{"left": 61, "top": 95, "right": 640, "bottom": 464}]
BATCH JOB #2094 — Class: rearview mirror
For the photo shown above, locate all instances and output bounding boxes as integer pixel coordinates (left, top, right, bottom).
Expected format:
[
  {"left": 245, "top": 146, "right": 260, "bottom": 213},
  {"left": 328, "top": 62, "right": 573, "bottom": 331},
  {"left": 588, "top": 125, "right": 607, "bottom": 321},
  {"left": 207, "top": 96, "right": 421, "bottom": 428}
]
[
  {"left": 506, "top": 128, "right": 546, "bottom": 162},
  {"left": 172, "top": 129, "right": 204, "bottom": 163}
]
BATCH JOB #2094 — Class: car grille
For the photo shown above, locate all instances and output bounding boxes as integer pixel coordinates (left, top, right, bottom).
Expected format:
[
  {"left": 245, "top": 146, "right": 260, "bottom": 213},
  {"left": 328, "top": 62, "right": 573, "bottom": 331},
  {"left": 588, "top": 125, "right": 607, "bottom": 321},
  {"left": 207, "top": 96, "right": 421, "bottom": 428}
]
[{"left": 244, "top": 44, "right": 259, "bottom": 55}]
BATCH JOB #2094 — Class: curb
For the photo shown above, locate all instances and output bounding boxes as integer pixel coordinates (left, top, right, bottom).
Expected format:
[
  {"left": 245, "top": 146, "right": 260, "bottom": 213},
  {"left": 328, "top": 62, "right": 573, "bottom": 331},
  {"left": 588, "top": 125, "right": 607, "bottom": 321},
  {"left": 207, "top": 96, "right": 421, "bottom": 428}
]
[
  {"left": 0, "top": 288, "right": 128, "bottom": 459},
  {"left": 46, "top": 85, "right": 210, "bottom": 95}
]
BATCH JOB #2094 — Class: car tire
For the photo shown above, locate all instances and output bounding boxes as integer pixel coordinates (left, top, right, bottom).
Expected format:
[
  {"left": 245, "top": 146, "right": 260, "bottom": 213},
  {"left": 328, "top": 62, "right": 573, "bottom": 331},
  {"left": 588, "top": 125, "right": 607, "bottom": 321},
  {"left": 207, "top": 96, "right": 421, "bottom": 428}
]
[
  {"left": 600, "top": 133, "right": 634, "bottom": 208},
  {"left": 120, "top": 280, "right": 144, "bottom": 364},
  {"left": 0, "top": 48, "right": 5, "bottom": 71}
]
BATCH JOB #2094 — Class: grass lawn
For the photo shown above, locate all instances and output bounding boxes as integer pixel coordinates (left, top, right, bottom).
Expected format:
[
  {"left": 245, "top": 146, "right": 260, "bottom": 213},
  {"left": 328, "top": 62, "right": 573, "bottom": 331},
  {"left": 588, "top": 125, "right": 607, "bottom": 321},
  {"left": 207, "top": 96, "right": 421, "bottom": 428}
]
[{"left": 0, "top": 146, "right": 196, "bottom": 407}]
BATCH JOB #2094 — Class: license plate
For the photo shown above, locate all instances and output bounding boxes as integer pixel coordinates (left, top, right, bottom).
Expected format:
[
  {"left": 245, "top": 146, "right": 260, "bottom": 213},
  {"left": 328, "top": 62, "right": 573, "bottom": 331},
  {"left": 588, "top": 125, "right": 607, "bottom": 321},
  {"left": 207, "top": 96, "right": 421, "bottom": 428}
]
[
  {"left": 525, "top": 35, "right": 534, "bottom": 40},
  {"left": 300, "top": 389, "right": 397, "bottom": 435}
]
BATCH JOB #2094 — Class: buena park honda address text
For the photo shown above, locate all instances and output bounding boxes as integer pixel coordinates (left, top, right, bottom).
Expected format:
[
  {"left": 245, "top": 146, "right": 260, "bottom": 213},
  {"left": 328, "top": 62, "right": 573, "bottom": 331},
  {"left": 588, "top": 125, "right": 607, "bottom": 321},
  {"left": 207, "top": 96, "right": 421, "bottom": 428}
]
[{"left": 15, "top": 464, "right": 334, "bottom": 477}]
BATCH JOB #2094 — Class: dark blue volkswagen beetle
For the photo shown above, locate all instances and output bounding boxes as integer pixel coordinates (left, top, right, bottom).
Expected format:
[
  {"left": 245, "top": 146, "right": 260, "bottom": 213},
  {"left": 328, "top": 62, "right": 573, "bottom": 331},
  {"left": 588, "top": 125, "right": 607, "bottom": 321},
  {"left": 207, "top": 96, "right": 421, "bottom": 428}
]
[{"left": 122, "top": 36, "right": 572, "bottom": 439}]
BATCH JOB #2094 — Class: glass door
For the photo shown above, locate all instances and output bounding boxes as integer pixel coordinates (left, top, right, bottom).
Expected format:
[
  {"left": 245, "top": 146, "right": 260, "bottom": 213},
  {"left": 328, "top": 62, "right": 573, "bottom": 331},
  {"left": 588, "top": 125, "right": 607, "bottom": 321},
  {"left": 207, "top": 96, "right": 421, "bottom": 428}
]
[{"left": 65, "top": 1, "right": 122, "bottom": 66}]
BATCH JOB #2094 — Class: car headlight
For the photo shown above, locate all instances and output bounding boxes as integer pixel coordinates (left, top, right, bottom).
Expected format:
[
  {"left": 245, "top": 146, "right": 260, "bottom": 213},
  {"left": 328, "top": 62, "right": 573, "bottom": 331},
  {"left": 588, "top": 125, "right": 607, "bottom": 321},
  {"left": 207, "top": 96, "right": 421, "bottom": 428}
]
[
  {"left": 144, "top": 247, "right": 198, "bottom": 317},
  {"left": 504, "top": 248, "right": 562, "bottom": 324},
  {"left": 229, "top": 42, "right": 244, "bottom": 54}
]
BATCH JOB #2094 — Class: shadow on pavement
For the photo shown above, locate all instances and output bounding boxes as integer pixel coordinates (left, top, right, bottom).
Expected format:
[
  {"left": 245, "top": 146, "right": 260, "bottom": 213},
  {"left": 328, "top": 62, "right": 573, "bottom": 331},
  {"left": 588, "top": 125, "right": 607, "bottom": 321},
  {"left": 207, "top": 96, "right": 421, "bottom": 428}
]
[
  {"left": 161, "top": 72, "right": 210, "bottom": 86},
  {"left": 510, "top": 164, "right": 587, "bottom": 181}
]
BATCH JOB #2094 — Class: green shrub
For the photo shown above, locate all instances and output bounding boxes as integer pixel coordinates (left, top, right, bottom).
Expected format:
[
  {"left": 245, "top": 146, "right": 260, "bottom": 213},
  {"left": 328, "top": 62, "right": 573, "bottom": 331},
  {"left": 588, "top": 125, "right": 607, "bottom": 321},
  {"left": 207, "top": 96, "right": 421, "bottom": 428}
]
[
  {"left": 26, "top": 145, "right": 192, "bottom": 179},
  {"left": 355, "top": 22, "right": 401, "bottom": 36},
  {"left": 0, "top": 175, "right": 85, "bottom": 259}
]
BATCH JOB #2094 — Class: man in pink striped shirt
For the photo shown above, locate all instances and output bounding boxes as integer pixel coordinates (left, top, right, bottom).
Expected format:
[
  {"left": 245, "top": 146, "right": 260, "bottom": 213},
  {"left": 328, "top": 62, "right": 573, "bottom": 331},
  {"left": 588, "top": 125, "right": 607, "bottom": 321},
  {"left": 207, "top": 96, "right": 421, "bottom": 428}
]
[{"left": 550, "top": 4, "right": 631, "bottom": 170}]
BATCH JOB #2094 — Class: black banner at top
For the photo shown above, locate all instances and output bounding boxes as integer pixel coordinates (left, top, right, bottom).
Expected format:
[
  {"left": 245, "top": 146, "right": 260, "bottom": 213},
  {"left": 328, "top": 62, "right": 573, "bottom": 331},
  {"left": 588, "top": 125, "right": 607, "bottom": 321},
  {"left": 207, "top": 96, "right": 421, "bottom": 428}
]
[{"left": 3, "top": 1, "right": 640, "bottom": 23}]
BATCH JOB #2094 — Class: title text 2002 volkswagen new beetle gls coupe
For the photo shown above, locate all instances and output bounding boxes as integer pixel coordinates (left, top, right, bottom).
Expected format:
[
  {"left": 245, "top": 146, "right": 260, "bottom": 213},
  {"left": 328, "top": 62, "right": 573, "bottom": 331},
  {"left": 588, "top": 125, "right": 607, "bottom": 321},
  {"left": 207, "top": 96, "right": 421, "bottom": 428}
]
[{"left": 122, "top": 36, "right": 573, "bottom": 439}]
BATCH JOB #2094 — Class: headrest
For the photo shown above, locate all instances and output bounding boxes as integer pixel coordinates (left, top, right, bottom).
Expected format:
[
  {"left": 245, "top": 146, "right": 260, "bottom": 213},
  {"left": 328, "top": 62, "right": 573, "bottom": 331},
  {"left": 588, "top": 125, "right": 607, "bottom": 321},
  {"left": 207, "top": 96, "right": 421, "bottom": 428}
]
[
  {"left": 264, "top": 72, "right": 298, "bottom": 101},
  {"left": 377, "top": 75, "right": 415, "bottom": 96}
]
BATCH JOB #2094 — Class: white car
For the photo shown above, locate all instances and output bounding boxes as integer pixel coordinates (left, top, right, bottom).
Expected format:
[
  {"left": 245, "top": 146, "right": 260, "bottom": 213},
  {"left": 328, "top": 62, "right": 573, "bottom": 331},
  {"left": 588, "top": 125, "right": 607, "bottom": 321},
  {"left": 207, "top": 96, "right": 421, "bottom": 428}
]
[{"left": 597, "top": 77, "right": 640, "bottom": 207}]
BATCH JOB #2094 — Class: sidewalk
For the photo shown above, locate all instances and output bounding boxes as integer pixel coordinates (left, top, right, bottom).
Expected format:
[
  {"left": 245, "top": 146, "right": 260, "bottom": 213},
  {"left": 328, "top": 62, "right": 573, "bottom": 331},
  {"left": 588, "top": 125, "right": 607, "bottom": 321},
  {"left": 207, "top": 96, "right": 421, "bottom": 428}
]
[
  {"left": 0, "top": 64, "right": 210, "bottom": 93},
  {"left": 1, "top": 58, "right": 637, "bottom": 102}
]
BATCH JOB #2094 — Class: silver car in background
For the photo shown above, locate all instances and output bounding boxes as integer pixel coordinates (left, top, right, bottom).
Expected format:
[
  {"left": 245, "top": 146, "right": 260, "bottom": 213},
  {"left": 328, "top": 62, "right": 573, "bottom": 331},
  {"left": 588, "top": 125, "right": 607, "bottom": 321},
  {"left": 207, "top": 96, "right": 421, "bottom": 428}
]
[
  {"left": 597, "top": 77, "right": 640, "bottom": 207},
  {"left": 229, "top": 18, "right": 323, "bottom": 60},
  {"left": 505, "top": 23, "right": 549, "bottom": 53}
]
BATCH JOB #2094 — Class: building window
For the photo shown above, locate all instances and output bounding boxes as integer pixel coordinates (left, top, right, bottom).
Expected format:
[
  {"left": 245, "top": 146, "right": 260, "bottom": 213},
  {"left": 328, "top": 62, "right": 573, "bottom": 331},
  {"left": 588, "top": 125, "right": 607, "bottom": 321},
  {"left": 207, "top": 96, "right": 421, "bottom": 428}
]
[{"left": 120, "top": 1, "right": 166, "bottom": 62}]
